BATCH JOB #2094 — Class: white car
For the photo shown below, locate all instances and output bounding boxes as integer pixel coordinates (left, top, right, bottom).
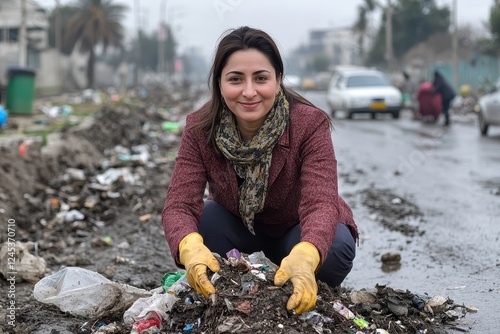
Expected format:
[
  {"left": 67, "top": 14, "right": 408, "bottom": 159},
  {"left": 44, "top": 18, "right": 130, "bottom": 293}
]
[
  {"left": 476, "top": 80, "right": 500, "bottom": 136},
  {"left": 326, "top": 68, "right": 403, "bottom": 119}
]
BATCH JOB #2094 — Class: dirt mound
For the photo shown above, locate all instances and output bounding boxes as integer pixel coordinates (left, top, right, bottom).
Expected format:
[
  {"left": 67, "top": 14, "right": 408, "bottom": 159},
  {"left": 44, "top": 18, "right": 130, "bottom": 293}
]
[{"left": 155, "top": 252, "right": 469, "bottom": 334}]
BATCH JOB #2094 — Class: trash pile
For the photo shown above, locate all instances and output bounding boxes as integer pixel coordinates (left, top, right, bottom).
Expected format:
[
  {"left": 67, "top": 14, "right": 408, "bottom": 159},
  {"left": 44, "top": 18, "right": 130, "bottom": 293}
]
[
  {"left": 0, "top": 90, "right": 194, "bottom": 232},
  {"left": 30, "top": 250, "right": 476, "bottom": 334},
  {"left": 0, "top": 88, "right": 204, "bottom": 333}
]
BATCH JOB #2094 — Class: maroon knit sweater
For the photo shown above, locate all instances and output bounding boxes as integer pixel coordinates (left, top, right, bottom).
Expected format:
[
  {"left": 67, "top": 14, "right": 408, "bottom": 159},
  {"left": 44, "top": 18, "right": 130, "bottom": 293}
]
[{"left": 162, "top": 102, "right": 358, "bottom": 265}]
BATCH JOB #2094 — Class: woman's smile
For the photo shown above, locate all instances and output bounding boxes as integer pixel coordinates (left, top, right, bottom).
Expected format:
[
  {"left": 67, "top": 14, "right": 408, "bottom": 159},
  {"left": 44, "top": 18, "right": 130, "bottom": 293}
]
[{"left": 239, "top": 101, "right": 261, "bottom": 109}]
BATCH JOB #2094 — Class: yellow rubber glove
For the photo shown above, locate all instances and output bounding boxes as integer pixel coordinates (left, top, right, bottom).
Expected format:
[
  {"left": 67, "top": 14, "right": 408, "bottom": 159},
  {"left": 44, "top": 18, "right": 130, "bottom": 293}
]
[
  {"left": 274, "top": 242, "right": 321, "bottom": 315},
  {"left": 179, "top": 232, "right": 220, "bottom": 299}
]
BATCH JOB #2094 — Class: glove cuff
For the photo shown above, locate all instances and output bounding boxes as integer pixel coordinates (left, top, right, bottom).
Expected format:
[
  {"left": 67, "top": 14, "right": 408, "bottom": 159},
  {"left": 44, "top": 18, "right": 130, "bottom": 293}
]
[
  {"left": 179, "top": 232, "right": 203, "bottom": 265},
  {"left": 291, "top": 242, "right": 321, "bottom": 272}
]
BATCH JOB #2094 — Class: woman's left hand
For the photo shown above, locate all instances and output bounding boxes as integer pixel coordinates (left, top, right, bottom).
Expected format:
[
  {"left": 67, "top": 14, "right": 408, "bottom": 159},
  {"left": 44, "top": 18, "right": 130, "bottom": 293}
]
[{"left": 274, "top": 242, "right": 321, "bottom": 314}]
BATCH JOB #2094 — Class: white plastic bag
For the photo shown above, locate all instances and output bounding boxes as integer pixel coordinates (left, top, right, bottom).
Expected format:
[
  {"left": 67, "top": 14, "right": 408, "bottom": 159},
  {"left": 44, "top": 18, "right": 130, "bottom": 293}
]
[
  {"left": 34, "top": 267, "right": 151, "bottom": 318},
  {"left": 0, "top": 241, "right": 46, "bottom": 282},
  {"left": 123, "top": 291, "right": 179, "bottom": 325}
]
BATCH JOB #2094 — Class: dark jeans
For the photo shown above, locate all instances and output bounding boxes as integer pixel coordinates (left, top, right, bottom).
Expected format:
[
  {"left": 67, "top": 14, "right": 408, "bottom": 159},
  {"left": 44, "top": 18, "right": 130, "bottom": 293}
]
[{"left": 198, "top": 200, "right": 356, "bottom": 287}]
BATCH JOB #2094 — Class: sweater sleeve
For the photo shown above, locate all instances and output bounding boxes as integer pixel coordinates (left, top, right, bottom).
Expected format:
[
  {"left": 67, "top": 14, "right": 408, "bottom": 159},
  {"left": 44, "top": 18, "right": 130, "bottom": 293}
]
[
  {"left": 161, "top": 114, "right": 208, "bottom": 265},
  {"left": 296, "top": 108, "right": 348, "bottom": 264}
]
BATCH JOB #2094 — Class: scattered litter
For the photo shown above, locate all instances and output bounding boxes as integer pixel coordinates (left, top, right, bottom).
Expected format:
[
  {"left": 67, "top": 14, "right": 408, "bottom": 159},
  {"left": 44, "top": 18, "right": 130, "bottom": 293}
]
[
  {"left": 130, "top": 311, "right": 162, "bottom": 334},
  {"left": 55, "top": 209, "right": 85, "bottom": 223},
  {"left": 332, "top": 300, "right": 370, "bottom": 329},
  {"left": 161, "top": 121, "right": 180, "bottom": 133},
  {"left": 92, "top": 236, "right": 113, "bottom": 247},
  {"left": 425, "top": 295, "right": 449, "bottom": 314},
  {"left": 161, "top": 272, "right": 185, "bottom": 292},
  {"left": 0, "top": 241, "right": 47, "bottom": 282},
  {"left": 139, "top": 214, "right": 153, "bottom": 222},
  {"left": 447, "top": 285, "right": 467, "bottom": 290},
  {"left": 93, "top": 321, "right": 121, "bottom": 334},
  {"left": 391, "top": 197, "right": 402, "bottom": 204}
]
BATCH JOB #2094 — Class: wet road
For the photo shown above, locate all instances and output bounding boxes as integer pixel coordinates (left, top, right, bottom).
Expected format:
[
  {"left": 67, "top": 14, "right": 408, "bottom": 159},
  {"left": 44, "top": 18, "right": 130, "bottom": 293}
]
[{"left": 303, "top": 90, "right": 500, "bottom": 333}]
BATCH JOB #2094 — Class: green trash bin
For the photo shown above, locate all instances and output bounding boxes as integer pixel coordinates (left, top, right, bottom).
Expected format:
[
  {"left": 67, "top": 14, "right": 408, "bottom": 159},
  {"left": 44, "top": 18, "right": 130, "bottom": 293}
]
[{"left": 6, "top": 66, "right": 36, "bottom": 115}]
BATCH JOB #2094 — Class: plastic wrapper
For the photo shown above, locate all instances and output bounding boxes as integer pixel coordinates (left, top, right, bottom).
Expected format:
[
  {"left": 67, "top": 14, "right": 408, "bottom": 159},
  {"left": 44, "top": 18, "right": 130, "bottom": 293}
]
[{"left": 33, "top": 267, "right": 151, "bottom": 318}]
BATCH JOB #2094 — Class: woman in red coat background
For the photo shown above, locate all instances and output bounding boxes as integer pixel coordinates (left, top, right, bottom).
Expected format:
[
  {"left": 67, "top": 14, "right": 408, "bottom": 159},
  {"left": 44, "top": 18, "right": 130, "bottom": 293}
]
[{"left": 162, "top": 26, "right": 358, "bottom": 315}]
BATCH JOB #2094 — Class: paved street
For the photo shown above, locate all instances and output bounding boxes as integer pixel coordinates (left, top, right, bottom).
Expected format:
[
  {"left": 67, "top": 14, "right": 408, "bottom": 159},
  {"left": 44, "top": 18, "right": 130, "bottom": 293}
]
[{"left": 303, "top": 90, "right": 500, "bottom": 333}]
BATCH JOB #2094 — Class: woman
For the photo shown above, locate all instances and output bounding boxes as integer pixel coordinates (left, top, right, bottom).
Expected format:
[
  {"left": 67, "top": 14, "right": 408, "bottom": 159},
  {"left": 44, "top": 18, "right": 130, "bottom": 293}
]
[{"left": 162, "top": 26, "right": 358, "bottom": 315}]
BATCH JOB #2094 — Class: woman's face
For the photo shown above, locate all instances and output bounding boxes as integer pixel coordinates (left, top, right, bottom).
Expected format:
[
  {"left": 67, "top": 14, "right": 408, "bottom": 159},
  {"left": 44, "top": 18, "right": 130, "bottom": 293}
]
[{"left": 220, "top": 49, "right": 281, "bottom": 129}]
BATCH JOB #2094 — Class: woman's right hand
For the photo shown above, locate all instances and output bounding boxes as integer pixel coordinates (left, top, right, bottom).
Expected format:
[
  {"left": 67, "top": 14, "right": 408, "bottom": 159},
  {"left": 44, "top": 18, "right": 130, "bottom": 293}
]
[{"left": 179, "top": 232, "right": 220, "bottom": 298}]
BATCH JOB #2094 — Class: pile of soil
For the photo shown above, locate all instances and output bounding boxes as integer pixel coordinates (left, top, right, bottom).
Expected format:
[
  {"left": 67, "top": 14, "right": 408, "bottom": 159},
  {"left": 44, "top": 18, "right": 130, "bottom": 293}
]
[
  {"left": 161, "top": 252, "right": 470, "bottom": 334},
  {"left": 0, "top": 89, "right": 475, "bottom": 334}
]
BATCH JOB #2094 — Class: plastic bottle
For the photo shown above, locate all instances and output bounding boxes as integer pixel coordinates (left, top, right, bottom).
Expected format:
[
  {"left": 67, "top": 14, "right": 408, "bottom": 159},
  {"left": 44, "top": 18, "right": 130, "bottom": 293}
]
[{"left": 130, "top": 311, "right": 162, "bottom": 333}]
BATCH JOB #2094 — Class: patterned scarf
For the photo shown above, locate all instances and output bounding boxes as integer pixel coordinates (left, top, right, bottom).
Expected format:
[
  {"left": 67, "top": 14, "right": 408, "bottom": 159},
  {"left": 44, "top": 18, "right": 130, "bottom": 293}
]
[{"left": 215, "top": 91, "right": 289, "bottom": 234}]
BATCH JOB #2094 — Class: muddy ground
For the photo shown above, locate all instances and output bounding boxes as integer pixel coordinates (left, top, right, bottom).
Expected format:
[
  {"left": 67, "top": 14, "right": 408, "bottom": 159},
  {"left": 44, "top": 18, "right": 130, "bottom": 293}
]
[{"left": 0, "top": 89, "right": 477, "bottom": 333}]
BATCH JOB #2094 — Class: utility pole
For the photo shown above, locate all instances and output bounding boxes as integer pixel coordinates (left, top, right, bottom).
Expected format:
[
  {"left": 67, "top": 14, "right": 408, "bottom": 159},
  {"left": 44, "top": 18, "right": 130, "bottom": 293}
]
[
  {"left": 385, "top": 0, "right": 393, "bottom": 73},
  {"left": 158, "top": 0, "right": 167, "bottom": 82},
  {"left": 134, "top": 0, "right": 141, "bottom": 86},
  {"left": 451, "top": 0, "right": 459, "bottom": 90},
  {"left": 19, "top": 0, "right": 27, "bottom": 66},
  {"left": 55, "top": 0, "right": 62, "bottom": 92}
]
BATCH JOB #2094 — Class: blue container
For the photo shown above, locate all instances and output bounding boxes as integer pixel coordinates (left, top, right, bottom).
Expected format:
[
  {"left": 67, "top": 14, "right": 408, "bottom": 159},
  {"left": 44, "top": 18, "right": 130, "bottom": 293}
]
[{"left": 0, "top": 105, "right": 8, "bottom": 127}]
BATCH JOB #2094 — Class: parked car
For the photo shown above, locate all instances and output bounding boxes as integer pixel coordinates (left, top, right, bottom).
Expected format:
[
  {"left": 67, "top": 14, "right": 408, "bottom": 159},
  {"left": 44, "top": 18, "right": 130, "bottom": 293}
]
[
  {"left": 476, "top": 80, "right": 500, "bottom": 136},
  {"left": 326, "top": 67, "right": 403, "bottom": 119}
]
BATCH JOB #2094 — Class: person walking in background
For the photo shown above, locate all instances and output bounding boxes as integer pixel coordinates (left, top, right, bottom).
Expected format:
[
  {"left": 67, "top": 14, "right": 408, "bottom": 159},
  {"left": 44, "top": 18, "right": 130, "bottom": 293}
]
[
  {"left": 432, "top": 70, "right": 456, "bottom": 126},
  {"left": 161, "top": 26, "right": 358, "bottom": 315}
]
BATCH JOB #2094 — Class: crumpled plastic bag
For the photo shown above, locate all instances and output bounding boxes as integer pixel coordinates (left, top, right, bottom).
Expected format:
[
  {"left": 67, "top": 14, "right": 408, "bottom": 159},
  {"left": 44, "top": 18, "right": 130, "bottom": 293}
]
[
  {"left": 0, "top": 241, "right": 46, "bottom": 282},
  {"left": 33, "top": 267, "right": 152, "bottom": 318},
  {"left": 123, "top": 290, "right": 179, "bottom": 325},
  {"left": 123, "top": 273, "right": 189, "bottom": 325}
]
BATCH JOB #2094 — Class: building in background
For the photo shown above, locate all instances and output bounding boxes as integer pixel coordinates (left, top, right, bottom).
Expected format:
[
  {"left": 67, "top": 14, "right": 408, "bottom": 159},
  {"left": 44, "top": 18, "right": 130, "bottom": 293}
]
[
  {"left": 0, "top": 0, "right": 54, "bottom": 89},
  {"left": 324, "top": 27, "right": 361, "bottom": 67},
  {"left": 0, "top": 0, "right": 127, "bottom": 94},
  {"left": 287, "top": 27, "right": 361, "bottom": 90}
]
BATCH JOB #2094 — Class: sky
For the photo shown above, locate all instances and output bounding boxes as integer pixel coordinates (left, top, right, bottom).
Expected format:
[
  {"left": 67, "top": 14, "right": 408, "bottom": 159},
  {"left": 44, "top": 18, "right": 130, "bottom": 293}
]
[{"left": 35, "top": 0, "right": 493, "bottom": 59}]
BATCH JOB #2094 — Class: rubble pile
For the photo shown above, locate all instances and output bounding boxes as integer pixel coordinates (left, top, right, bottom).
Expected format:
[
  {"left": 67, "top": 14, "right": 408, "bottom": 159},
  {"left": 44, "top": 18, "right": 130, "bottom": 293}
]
[
  {"left": 0, "top": 94, "right": 190, "bottom": 241},
  {"left": 108, "top": 251, "right": 473, "bottom": 333}
]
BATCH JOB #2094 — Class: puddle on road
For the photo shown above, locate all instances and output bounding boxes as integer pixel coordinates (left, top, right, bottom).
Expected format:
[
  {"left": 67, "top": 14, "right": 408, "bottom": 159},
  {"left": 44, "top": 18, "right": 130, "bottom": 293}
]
[{"left": 401, "top": 126, "right": 445, "bottom": 140}]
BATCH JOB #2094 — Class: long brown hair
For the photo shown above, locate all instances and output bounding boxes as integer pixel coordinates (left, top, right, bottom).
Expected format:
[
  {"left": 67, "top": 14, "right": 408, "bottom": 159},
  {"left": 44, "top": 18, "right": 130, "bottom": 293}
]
[{"left": 191, "top": 26, "right": 328, "bottom": 147}]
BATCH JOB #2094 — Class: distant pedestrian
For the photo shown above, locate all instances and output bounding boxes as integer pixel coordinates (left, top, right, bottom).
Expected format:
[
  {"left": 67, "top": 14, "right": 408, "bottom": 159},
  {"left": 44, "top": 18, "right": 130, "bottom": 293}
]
[
  {"left": 161, "top": 26, "right": 358, "bottom": 315},
  {"left": 401, "top": 71, "right": 418, "bottom": 118},
  {"left": 432, "top": 70, "right": 456, "bottom": 126}
]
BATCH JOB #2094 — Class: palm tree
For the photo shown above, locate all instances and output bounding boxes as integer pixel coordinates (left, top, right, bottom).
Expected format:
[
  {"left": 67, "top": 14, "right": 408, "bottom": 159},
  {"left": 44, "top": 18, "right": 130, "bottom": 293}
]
[
  {"left": 352, "top": 0, "right": 379, "bottom": 63},
  {"left": 64, "top": 0, "right": 127, "bottom": 88}
]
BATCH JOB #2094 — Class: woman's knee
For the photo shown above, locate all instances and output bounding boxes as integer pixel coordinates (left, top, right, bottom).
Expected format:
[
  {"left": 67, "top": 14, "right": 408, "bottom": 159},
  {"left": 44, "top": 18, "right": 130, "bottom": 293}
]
[{"left": 316, "top": 224, "right": 356, "bottom": 286}]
